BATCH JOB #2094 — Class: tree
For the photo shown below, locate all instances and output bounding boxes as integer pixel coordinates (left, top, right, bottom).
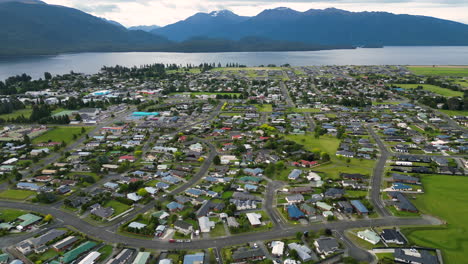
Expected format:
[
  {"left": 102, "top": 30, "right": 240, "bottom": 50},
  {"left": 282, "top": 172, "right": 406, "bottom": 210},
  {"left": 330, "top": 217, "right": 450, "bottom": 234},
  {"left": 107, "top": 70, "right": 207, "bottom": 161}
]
[
  {"left": 213, "top": 155, "right": 221, "bottom": 165},
  {"left": 137, "top": 188, "right": 148, "bottom": 197},
  {"left": 43, "top": 214, "right": 53, "bottom": 222},
  {"left": 321, "top": 152, "right": 330, "bottom": 162},
  {"left": 44, "top": 72, "right": 52, "bottom": 80},
  {"left": 23, "top": 134, "right": 31, "bottom": 146},
  {"left": 296, "top": 231, "right": 303, "bottom": 240}
]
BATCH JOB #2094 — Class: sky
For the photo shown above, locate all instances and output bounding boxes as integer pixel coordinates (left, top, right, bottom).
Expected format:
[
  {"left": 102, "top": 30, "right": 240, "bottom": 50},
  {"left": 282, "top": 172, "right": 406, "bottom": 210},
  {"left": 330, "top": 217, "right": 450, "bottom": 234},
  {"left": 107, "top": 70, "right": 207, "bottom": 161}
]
[{"left": 42, "top": 0, "right": 468, "bottom": 27}]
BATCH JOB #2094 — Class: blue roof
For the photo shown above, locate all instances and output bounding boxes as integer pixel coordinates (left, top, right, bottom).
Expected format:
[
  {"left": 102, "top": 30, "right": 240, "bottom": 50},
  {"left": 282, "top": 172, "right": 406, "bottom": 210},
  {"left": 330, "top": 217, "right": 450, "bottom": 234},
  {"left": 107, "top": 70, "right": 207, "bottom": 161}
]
[
  {"left": 392, "top": 183, "right": 412, "bottom": 190},
  {"left": 132, "top": 112, "right": 160, "bottom": 116},
  {"left": 183, "top": 253, "right": 204, "bottom": 264},
  {"left": 287, "top": 204, "right": 305, "bottom": 219},
  {"left": 244, "top": 184, "right": 258, "bottom": 191},
  {"left": 350, "top": 200, "right": 369, "bottom": 214},
  {"left": 17, "top": 182, "right": 40, "bottom": 190},
  {"left": 167, "top": 202, "right": 183, "bottom": 210}
]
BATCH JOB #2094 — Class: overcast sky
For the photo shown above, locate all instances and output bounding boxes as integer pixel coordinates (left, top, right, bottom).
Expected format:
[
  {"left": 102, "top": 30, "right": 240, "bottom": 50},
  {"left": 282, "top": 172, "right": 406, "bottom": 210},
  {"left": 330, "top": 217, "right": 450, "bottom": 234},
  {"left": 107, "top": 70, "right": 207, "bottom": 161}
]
[{"left": 42, "top": 0, "right": 468, "bottom": 27}]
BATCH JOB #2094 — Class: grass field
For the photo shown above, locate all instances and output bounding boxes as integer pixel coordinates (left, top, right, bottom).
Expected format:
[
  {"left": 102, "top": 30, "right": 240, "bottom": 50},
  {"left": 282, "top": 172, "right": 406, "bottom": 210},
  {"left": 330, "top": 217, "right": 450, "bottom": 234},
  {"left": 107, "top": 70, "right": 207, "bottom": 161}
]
[
  {"left": 97, "top": 245, "right": 113, "bottom": 260},
  {"left": 439, "top": 109, "right": 468, "bottom": 117},
  {"left": 289, "top": 108, "right": 321, "bottom": 113},
  {"left": 104, "top": 200, "right": 131, "bottom": 216},
  {"left": 0, "top": 208, "right": 27, "bottom": 222},
  {"left": 0, "top": 190, "right": 36, "bottom": 200},
  {"left": 0, "top": 108, "right": 33, "bottom": 120},
  {"left": 402, "top": 175, "right": 468, "bottom": 263},
  {"left": 32, "top": 126, "right": 93, "bottom": 145},
  {"left": 255, "top": 104, "right": 273, "bottom": 112},
  {"left": 395, "top": 83, "right": 463, "bottom": 97},
  {"left": 408, "top": 66, "right": 468, "bottom": 77},
  {"left": 285, "top": 134, "right": 340, "bottom": 155},
  {"left": 210, "top": 222, "right": 226, "bottom": 237},
  {"left": 284, "top": 134, "right": 375, "bottom": 178}
]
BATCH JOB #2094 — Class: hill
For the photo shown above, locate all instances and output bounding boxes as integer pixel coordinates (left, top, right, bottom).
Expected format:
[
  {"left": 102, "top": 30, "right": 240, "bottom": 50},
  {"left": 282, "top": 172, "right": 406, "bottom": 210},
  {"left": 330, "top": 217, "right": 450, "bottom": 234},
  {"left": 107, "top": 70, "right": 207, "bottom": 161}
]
[
  {"left": 152, "top": 7, "right": 468, "bottom": 46},
  {"left": 0, "top": 2, "right": 170, "bottom": 56}
]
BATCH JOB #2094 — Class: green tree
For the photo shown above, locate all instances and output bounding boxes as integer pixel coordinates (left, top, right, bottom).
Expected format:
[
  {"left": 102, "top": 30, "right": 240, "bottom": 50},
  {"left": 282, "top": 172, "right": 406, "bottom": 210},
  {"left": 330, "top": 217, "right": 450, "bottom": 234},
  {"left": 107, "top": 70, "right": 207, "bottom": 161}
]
[{"left": 213, "top": 155, "right": 221, "bottom": 165}]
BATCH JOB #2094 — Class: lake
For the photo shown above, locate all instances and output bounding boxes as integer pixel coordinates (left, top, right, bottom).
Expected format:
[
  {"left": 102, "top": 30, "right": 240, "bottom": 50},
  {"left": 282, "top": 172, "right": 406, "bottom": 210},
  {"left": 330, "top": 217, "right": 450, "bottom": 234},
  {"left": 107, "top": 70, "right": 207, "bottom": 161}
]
[{"left": 1, "top": 46, "right": 468, "bottom": 80}]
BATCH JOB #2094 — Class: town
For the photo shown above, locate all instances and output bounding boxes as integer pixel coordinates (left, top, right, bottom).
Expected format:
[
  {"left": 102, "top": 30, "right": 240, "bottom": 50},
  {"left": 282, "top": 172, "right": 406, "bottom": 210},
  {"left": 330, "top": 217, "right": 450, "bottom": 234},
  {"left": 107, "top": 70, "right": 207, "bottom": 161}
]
[{"left": 0, "top": 64, "right": 467, "bottom": 264}]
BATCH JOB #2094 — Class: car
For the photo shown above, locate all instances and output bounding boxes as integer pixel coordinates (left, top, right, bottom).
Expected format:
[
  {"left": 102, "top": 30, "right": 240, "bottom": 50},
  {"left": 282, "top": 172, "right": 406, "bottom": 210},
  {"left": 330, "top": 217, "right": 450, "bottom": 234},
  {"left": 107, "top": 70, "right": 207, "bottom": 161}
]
[{"left": 169, "top": 239, "right": 176, "bottom": 243}]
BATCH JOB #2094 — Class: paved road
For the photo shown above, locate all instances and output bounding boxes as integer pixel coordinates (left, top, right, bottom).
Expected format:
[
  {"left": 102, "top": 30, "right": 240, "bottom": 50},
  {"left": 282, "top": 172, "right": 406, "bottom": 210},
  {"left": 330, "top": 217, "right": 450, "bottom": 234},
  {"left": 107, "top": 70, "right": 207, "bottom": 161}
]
[
  {"left": 367, "top": 124, "right": 391, "bottom": 217},
  {"left": 0, "top": 200, "right": 436, "bottom": 250},
  {"left": 264, "top": 181, "right": 286, "bottom": 229}
]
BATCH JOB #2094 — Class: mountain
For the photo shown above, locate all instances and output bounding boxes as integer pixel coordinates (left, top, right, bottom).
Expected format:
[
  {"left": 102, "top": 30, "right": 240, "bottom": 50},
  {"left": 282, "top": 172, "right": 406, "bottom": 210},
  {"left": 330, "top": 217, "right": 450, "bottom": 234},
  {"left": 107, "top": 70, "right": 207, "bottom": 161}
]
[
  {"left": 129, "top": 25, "right": 160, "bottom": 32},
  {"left": 0, "top": 1, "right": 171, "bottom": 56},
  {"left": 152, "top": 7, "right": 468, "bottom": 46},
  {"left": 100, "top": 17, "right": 126, "bottom": 29},
  {"left": 151, "top": 10, "right": 249, "bottom": 41}
]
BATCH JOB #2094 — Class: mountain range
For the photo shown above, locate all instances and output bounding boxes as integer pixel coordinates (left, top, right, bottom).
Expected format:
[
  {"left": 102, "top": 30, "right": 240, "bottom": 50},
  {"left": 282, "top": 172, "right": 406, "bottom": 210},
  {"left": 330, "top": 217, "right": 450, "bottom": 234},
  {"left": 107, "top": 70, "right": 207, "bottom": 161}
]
[
  {"left": 151, "top": 7, "right": 468, "bottom": 46},
  {"left": 1, "top": 0, "right": 468, "bottom": 56}
]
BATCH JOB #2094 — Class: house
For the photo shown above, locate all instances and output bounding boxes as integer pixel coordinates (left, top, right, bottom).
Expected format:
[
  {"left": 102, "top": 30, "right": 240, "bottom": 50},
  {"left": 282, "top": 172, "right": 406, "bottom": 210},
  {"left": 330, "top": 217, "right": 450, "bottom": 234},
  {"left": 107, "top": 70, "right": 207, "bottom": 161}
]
[
  {"left": 188, "top": 143, "right": 203, "bottom": 152},
  {"left": 357, "top": 229, "right": 381, "bottom": 245},
  {"left": 285, "top": 194, "right": 304, "bottom": 204},
  {"left": 288, "top": 169, "right": 302, "bottom": 180},
  {"left": 106, "top": 248, "right": 134, "bottom": 264},
  {"left": 287, "top": 243, "right": 315, "bottom": 262},
  {"left": 16, "top": 213, "right": 42, "bottom": 230},
  {"left": 174, "top": 220, "right": 193, "bottom": 235},
  {"left": 316, "top": 202, "right": 332, "bottom": 211},
  {"left": 314, "top": 237, "right": 340, "bottom": 256},
  {"left": 388, "top": 192, "right": 418, "bottom": 212},
  {"left": 231, "top": 247, "right": 265, "bottom": 262},
  {"left": 300, "top": 203, "right": 316, "bottom": 216},
  {"left": 127, "top": 193, "right": 142, "bottom": 202},
  {"left": 118, "top": 155, "right": 136, "bottom": 162},
  {"left": 90, "top": 204, "right": 114, "bottom": 219},
  {"left": 286, "top": 204, "right": 305, "bottom": 220},
  {"left": 183, "top": 253, "right": 204, "bottom": 264},
  {"left": 132, "top": 252, "right": 151, "bottom": 264},
  {"left": 391, "top": 174, "right": 420, "bottom": 184},
  {"left": 166, "top": 202, "right": 184, "bottom": 212},
  {"left": 350, "top": 200, "right": 369, "bottom": 215},
  {"left": 394, "top": 248, "right": 438, "bottom": 264},
  {"left": 128, "top": 222, "right": 147, "bottom": 230},
  {"left": 271, "top": 241, "right": 285, "bottom": 257},
  {"left": 380, "top": 229, "right": 406, "bottom": 245},
  {"left": 198, "top": 217, "right": 215, "bottom": 233},
  {"left": 246, "top": 213, "right": 262, "bottom": 226},
  {"left": 52, "top": 236, "right": 78, "bottom": 251},
  {"left": 391, "top": 183, "right": 413, "bottom": 191},
  {"left": 16, "top": 182, "right": 40, "bottom": 191},
  {"left": 324, "top": 188, "right": 345, "bottom": 199},
  {"left": 337, "top": 201, "right": 354, "bottom": 214}
]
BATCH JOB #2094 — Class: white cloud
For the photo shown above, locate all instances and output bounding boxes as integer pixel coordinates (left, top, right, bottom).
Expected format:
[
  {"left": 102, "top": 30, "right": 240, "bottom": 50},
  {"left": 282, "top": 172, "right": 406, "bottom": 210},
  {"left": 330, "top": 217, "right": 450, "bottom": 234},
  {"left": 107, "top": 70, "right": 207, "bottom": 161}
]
[{"left": 42, "top": 0, "right": 468, "bottom": 26}]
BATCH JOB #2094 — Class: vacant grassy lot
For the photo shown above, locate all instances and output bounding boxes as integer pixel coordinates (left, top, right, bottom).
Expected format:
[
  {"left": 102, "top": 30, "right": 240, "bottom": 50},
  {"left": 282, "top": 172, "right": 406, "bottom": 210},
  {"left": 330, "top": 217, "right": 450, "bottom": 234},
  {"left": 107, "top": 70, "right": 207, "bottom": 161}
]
[
  {"left": 0, "top": 108, "right": 33, "bottom": 120},
  {"left": 285, "top": 134, "right": 340, "bottom": 155},
  {"left": 0, "top": 190, "right": 36, "bottom": 200},
  {"left": 408, "top": 66, "right": 468, "bottom": 77},
  {"left": 255, "top": 104, "right": 273, "bottom": 112},
  {"left": 104, "top": 200, "right": 131, "bottom": 216},
  {"left": 0, "top": 208, "right": 27, "bottom": 222},
  {"left": 289, "top": 108, "right": 321, "bottom": 113},
  {"left": 396, "top": 83, "right": 463, "bottom": 97},
  {"left": 402, "top": 175, "right": 468, "bottom": 263},
  {"left": 439, "top": 109, "right": 468, "bottom": 117},
  {"left": 32, "top": 126, "right": 93, "bottom": 145},
  {"left": 284, "top": 134, "right": 375, "bottom": 179}
]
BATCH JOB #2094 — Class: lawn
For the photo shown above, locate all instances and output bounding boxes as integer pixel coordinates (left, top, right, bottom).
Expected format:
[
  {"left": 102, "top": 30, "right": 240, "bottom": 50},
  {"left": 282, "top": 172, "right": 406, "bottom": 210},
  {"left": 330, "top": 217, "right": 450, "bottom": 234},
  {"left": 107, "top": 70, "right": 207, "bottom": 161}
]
[
  {"left": 439, "top": 109, "right": 468, "bottom": 117},
  {"left": 0, "top": 208, "right": 27, "bottom": 222},
  {"left": 104, "top": 200, "right": 131, "bottom": 216},
  {"left": 255, "top": 104, "right": 273, "bottom": 112},
  {"left": 0, "top": 108, "right": 33, "bottom": 120},
  {"left": 32, "top": 126, "right": 93, "bottom": 145},
  {"left": 395, "top": 83, "right": 463, "bottom": 97},
  {"left": 0, "top": 190, "right": 36, "bottom": 200},
  {"left": 97, "top": 245, "right": 113, "bottom": 260},
  {"left": 402, "top": 175, "right": 468, "bottom": 263},
  {"left": 210, "top": 222, "right": 226, "bottom": 237},
  {"left": 408, "top": 66, "right": 468, "bottom": 77},
  {"left": 285, "top": 134, "right": 340, "bottom": 155},
  {"left": 285, "top": 134, "right": 375, "bottom": 179},
  {"left": 38, "top": 249, "right": 59, "bottom": 261},
  {"left": 289, "top": 108, "right": 321, "bottom": 113}
]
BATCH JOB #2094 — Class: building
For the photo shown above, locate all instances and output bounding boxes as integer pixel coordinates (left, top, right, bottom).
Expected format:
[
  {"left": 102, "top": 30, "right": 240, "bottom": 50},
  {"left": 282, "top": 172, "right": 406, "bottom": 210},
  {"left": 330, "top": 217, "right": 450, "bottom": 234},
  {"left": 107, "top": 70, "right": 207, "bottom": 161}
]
[
  {"left": 183, "top": 253, "right": 204, "bottom": 264},
  {"left": 231, "top": 247, "right": 265, "bottom": 262},
  {"left": 357, "top": 229, "right": 381, "bottom": 245},
  {"left": 350, "top": 200, "right": 369, "bottom": 215},
  {"left": 314, "top": 237, "right": 340, "bottom": 256},
  {"left": 246, "top": 213, "right": 262, "bottom": 226},
  {"left": 271, "top": 241, "right": 285, "bottom": 257},
  {"left": 198, "top": 216, "right": 215, "bottom": 233},
  {"left": 77, "top": 252, "right": 101, "bottom": 264},
  {"left": 132, "top": 252, "right": 151, "bottom": 264},
  {"left": 106, "top": 249, "right": 134, "bottom": 264},
  {"left": 394, "top": 248, "right": 438, "bottom": 264},
  {"left": 380, "top": 229, "right": 406, "bottom": 245}
]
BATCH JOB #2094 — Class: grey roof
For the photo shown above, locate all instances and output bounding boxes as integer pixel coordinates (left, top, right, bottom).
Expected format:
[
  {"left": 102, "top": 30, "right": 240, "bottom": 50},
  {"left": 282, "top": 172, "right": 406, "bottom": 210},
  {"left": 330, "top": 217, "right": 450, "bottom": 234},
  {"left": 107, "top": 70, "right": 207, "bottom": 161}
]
[
  {"left": 394, "top": 248, "right": 438, "bottom": 264},
  {"left": 30, "top": 229, "right": 66, "bottom": 248},
  {"left": 231, "top": 247, "right": 265, "bottom": 261}
]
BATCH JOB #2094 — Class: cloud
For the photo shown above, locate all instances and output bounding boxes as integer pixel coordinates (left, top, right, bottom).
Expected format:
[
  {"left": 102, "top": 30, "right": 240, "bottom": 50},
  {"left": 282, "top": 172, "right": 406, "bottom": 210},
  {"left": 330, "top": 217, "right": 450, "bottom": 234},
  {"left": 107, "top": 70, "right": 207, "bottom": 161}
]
[{"left": 73, "top": 3, "right": 120, "bottom": 14}]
